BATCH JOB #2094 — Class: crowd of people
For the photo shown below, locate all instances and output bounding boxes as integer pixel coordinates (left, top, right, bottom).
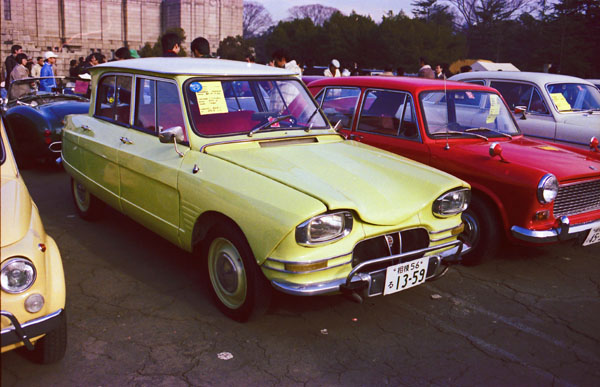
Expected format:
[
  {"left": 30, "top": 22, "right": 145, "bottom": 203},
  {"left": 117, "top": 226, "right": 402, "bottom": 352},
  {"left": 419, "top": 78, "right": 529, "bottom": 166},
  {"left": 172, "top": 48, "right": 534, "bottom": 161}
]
[{"left": 2, "top": 33, "right": 476, "bottom": 99}]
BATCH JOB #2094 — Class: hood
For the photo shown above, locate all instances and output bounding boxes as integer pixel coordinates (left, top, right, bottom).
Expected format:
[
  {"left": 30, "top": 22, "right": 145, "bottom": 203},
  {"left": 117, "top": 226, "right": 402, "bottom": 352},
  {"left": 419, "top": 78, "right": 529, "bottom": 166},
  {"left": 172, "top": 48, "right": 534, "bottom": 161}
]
[
  {"left": 207, "top": 139, "right": 465, "bottom": 226},
  {"left": 1, "top": 175, "right": 32, "bottom": 247},
  {"left": 452, "top": 137, "right": 600, "bottom": 181}
]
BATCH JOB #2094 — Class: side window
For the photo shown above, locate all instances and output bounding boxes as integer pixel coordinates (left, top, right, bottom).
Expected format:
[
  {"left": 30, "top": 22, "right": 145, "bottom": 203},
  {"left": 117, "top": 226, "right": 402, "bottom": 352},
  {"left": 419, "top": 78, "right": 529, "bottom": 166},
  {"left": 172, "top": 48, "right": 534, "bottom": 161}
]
[
  {"left": 464, "top": 80, "right": 485, "bottom": 86},
  {"left": 115, "top": 75, "right": 132, "bottom": 124},
  {"left": 157, "top": 81, "right": 186, "bottom": 140},
  {"left": 357, "top": 89, "right": 406, "bottom": 136},
  {"left": 320, "top": 87, "right": 361, "bottom": 129},
  {"left": 95, "top": 74, "right": 132, "bottom": 124},
  {"left": 528, "top": 88, "right": 549, "bottom": 114},
  {"left": 490, "top": 81, "right": 533, "bottom": 110},
  {"left": 398, "top": 96, "right": 420, "bottom": 140},
  {"left": 95, "top": 75, "right": 116, "bottom": 120},
  {"left": 134, "top": 78, "right": 156, "bottom": 132}
]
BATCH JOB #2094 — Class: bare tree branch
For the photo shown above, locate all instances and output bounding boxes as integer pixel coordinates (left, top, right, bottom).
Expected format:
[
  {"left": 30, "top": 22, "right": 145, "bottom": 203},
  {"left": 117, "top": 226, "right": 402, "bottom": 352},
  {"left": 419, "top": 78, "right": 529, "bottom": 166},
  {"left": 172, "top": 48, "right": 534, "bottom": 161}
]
[
  {"left": 243, "top": 1, "right": 274, "bottom": 38},
  {"left": 287, "top": 4, "right": 340, "bottom": 25},
  {"left": 445, "top": 0, "right": 535, "bottom": 26}
]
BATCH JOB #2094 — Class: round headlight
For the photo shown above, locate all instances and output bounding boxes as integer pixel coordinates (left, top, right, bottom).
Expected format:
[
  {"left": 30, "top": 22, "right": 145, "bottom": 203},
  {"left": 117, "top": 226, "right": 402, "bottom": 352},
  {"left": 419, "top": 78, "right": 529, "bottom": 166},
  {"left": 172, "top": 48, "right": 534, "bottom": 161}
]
[
  {"left": 1, "top": 257, "right": 37, "bottom": 294},
  {"left": 296, "top": 211, "right": 353, "bottom": 246},
  {"left": 433, "top": 188, "right": 471, "bottom": 217},
  {"left": 537, "top": 174, "right": 558, "bottom": 204}
]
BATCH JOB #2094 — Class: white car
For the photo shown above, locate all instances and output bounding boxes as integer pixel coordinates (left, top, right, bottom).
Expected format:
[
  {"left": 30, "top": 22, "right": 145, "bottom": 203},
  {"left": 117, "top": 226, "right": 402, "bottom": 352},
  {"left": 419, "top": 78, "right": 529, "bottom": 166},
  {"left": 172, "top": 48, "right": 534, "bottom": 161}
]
[{"left": 449, "top": 71, "right": 600, "bottom": 148}]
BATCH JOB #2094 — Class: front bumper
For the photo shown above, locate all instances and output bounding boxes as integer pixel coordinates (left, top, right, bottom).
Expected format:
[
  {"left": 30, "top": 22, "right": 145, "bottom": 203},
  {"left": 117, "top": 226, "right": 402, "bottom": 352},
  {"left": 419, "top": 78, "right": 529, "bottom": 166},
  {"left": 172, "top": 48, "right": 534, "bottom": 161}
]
[
  {"left": 1, "top": 309, "right": 64, "bottom": 350},
  {"left": 511, "top": 217, "right": 600, "bottom": 243},
  {"left": 270, "top": 240, "right": 467, "bottom": 297}
]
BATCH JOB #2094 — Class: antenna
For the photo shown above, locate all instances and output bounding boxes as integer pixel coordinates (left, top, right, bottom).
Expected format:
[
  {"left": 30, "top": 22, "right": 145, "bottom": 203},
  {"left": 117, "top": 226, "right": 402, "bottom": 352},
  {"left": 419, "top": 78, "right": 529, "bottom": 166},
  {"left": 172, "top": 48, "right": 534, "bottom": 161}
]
[{"left": 444, "top": 76, "right": 450, "bottom": 150}]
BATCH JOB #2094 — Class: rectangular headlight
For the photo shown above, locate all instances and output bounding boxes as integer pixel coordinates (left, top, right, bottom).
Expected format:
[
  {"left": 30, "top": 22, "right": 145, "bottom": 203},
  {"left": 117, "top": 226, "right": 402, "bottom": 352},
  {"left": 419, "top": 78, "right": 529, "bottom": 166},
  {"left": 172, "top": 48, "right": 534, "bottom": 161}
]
[
  {"left": 433, "top": 188, "right": 470, "bottom": 217},
  {"left": 296, "top": 211, "right": 353, "bottom": 246}
]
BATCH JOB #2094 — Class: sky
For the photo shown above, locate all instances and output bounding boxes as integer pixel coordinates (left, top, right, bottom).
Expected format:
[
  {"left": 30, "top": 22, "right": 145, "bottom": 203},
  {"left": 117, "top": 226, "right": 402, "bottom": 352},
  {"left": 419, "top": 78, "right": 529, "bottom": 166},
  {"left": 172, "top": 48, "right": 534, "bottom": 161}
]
[{"left": 248, "top": 0, "right": 416, "bottom": 22}]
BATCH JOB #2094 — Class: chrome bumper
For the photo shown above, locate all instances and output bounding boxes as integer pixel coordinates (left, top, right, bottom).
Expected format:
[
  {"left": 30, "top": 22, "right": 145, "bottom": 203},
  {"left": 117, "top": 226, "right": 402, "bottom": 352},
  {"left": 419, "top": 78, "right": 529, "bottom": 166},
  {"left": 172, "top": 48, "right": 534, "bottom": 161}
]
[
  {"left": 1, "top": 309, "right": 64, "bottom": 350},
  {"left": 270, "top": 240, "right": 468, "bottom": 297},
  {"left": 511, "top": 217, "right": 600, "bottom": 243}
]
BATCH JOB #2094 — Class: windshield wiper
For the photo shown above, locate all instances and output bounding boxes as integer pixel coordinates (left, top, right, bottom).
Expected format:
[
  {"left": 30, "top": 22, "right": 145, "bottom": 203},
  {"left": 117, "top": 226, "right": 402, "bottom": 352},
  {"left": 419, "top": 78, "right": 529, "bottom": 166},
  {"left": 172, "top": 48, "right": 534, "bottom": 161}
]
[
  {"left": 431, "top": 130, "right": 489, "bottom": 141},
  {"left": 248, "top": 114, "right": 292, "bottom": 137},
  {"left": 466, "top": 127, "right": 513, "bottom": 139}
]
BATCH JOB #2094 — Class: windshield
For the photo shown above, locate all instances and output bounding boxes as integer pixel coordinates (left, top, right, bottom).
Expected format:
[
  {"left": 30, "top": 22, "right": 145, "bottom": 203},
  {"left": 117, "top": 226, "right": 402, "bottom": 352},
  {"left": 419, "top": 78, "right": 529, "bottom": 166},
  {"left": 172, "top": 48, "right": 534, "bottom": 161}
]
[
  {"left": 8, "top": 77, "right": 90, "bottom": 101},
  {"left": 420, "top": 90, "right": 520, "bottom": 137},
  {"left": 184, "top": 78, "right": 328, "bottom": 136},
  {"left": 546, "top": 83, "right": 600, "bottom": 112}
]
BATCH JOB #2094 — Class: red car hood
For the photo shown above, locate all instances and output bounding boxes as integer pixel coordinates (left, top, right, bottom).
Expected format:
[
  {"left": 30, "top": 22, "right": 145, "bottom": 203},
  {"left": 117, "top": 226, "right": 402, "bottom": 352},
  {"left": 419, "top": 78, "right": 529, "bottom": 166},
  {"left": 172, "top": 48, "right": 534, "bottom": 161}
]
[{"left": 447, "top": 137, "right": 600, "bottom": 182}]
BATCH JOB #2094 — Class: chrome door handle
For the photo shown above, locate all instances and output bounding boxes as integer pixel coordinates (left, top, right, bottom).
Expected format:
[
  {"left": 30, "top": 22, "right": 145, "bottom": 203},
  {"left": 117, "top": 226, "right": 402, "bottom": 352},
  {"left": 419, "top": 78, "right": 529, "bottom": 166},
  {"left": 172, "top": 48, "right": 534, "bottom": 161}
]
[
  {"left": 81, "top": 125, "right": 91, "bottom": 131},
  {"left": 119, "top": 137, "right": 133, "bottom": 144}
]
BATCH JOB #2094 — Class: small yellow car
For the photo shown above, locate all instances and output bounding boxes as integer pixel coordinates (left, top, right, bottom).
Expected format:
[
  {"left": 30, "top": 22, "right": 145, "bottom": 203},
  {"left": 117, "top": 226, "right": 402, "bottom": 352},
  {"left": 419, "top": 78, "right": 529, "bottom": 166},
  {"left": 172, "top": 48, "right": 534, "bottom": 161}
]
[
  {"left": 61, "top": 58, "right": 470, "bottom": 321},
  {"left": 1, "top": 119, "right": 67, "bottom": 363}
]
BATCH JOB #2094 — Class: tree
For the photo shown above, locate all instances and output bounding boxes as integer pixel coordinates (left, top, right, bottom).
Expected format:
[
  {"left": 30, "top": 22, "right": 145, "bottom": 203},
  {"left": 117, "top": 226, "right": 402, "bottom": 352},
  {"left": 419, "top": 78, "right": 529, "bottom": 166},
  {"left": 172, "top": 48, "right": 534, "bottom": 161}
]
[
  {"left": 412, "top": 0, "right": 454, "bottom": 25},
  {"left": 288, "top": 4, "right": 340, "bottom": 25},
  {"left": 243, "top": 1, "right": 274, "bottom": 38},
  {"left": 217, "top": 36, "right": 255, "bottom": 61},
  {"left": 446, "top": 0, "right": 535, "bottom": 27}
]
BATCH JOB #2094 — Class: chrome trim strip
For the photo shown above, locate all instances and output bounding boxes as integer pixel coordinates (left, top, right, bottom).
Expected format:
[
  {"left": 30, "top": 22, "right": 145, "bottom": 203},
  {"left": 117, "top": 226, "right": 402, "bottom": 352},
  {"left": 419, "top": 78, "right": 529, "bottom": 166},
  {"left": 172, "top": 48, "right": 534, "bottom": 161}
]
[
  {"left": 511, "top": 218, "right": 600, "bottom": 243},
  {"left": 265, "top": 252, "right": 351, "bottom": 266},
  {"left": 428, "top": 223, "right": 463, "bottom": 235},
  {"left": 1, "top": 309, "right": 63, "bottom": 335},
  {"left": 263, "top": 258, "right": 352, "bottom": 274},
  {"left": 200, "top": 133, "right": 343, "bottom": 153},
  {"left": 429, "top": 234, "right": 456, "bottom": 243}
]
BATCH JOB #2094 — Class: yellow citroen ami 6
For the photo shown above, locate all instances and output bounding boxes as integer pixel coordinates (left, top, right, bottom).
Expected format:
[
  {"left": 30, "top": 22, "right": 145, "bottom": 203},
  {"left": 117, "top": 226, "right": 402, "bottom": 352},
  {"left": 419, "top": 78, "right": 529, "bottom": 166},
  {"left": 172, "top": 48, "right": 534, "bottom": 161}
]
[{"left": 61, "top": 58, "right": 470, "bottom": 321}]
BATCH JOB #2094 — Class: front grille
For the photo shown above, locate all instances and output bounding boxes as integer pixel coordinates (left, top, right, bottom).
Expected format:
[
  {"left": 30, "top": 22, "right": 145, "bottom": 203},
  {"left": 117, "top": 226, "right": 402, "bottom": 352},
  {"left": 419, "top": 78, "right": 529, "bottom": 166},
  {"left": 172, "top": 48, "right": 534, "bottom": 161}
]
[
  {"left": 352, "top": 228, "right": 429, "bottom": 270},
  {"left": 553, "top": 179, "right": 600, "bottom": 217}
]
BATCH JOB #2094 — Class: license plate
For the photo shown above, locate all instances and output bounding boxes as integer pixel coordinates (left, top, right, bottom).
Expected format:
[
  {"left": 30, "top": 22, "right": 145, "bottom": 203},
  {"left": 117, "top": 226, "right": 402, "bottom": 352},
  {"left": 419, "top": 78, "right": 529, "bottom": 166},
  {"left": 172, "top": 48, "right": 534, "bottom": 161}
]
[
  {"left": 583, "top": 226, "right": 600, "bottom": 246},
  {"left": 383, "top": 257, "right": 429, "bottom": 296}
]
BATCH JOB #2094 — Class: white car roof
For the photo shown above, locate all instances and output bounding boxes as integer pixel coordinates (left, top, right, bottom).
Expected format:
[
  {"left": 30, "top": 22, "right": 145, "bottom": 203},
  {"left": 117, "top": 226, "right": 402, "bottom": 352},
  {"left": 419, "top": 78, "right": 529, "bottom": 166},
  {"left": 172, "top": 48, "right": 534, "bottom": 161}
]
[
  {"left": 449, "top": 71, "right": 594, "bottom": 86},
  {"left": 92, "top": 57, "right": 295, "bottom": 77}
]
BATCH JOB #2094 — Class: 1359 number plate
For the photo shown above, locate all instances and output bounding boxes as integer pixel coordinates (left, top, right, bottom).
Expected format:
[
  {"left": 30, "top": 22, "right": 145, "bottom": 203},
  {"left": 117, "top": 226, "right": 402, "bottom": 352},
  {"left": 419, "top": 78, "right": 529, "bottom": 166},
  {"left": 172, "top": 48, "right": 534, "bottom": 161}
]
[
  {"left": 383, "top": 257, "right": 430, "bottom": 296},
  {"left": 583, "top": 226, "right": 600, "bottom": 246}
]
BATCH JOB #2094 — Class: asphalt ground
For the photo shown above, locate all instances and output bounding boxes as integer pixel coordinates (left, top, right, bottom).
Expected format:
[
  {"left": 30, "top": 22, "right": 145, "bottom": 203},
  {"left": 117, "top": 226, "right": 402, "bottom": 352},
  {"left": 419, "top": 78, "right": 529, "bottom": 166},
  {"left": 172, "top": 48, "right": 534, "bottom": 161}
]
[{"left": 2, "top": 165, "right": 600, "bottom": 386}]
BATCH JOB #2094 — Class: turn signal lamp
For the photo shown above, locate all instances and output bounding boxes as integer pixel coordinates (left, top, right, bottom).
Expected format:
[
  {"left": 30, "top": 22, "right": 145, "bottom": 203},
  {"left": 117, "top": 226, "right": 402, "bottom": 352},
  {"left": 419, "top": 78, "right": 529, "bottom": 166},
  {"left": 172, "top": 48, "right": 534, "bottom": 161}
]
[
  {"left": 533, "top": 210, "right": 550, "bottom": 221},
  {"left": 284, "top": 261, "right": 327, "bottom": 273}
]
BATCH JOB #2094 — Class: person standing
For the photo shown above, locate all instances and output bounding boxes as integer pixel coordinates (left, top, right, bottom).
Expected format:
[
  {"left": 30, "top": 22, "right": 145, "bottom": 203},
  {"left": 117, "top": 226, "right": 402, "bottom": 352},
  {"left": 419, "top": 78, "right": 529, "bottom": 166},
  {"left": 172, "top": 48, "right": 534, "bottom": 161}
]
[
  {"left": 417, "top": 57, "right": 434, "bottom": 79},
  {"left": 4, "top": 45, "right": 22, "bottom": 83},
  {"left": 31, "top": 57, "right": 44, "bottom": 78},
  {"left": 162, "top": 33, "right": 181, "bottom": 57},
  {"left": 271, "top": 49, "right": 302, "bottom": 76},
  {"left": 8, "top": 53, "right": 30, "bottom": 98},
  {"left": 191, "top": 37, "right": 211, "bottom": 58},
  {"left": 324, "top": 59, "right": 341, "bottom": 77},
  {"left": 39, "top": 51, "right": 58, "bottom": 92},
  {"left": 434, "top": 64, "right": 446, "bottom": 79}
]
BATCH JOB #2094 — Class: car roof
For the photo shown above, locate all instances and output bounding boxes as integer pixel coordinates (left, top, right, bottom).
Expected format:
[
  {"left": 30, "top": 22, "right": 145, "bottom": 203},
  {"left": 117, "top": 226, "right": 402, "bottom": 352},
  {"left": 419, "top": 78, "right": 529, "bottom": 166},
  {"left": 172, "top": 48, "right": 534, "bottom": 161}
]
[
  {"left": 307, "top": 76, "right": 497, "bottom": 93},
  {"left": 449, "top": 71, "right": 594, "bottom": 86},
  {"left": 92, "top": 57, "right": 295, "bottom": 77}
]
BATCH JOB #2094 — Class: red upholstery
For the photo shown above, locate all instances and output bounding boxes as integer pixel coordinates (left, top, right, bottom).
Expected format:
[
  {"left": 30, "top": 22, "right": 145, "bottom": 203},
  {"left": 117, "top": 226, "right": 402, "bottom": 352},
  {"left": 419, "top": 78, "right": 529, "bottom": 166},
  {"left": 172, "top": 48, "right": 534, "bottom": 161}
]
[{"left": 190, "top": 110, "right": 260, "bottom": 135}]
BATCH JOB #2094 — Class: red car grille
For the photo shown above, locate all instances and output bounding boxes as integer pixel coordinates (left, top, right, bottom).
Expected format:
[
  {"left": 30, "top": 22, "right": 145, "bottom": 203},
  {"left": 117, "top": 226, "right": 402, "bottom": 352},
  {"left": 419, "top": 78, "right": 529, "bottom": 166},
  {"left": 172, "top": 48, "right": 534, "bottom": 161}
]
[{"left": 553, "top": 179, "right": 600, "bottom": 217}]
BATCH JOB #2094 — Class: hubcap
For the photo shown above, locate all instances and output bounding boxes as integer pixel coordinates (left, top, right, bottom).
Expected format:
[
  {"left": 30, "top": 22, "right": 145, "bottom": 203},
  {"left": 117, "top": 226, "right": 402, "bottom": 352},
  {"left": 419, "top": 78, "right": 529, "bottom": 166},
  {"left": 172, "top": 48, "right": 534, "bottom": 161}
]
[
  {"left": 208, "top": 237, "right": 247, "bottom": 309},
  {"left": 74, "top": 181, "right": 90, "bottom": 211},
  {"left": 461, "top": 212, "right": 479, "bottom": 246}
]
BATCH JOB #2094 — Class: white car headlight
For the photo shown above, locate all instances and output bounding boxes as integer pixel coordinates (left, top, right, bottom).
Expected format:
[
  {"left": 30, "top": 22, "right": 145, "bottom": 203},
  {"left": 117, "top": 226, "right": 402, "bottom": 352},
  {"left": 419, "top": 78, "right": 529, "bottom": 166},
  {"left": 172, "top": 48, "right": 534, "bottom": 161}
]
[
  {"left": 1, "top": 257, "right": 37, "bottom": 294},
  {"left": 296, "top": 211, "right": 353, "bottom": 246},
  {"left": 537, "top": 174, "right": 558, "bottom": 204},
  {"left": 433, "top": 188, "right": 471, "bottom": 217}
]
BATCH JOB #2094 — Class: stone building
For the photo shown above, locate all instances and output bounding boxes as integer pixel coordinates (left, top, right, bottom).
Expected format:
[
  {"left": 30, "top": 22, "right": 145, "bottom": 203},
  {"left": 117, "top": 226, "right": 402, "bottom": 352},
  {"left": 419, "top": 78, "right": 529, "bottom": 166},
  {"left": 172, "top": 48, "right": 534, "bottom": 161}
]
[{"left": 1, "top": 0, "right": 242, "bottom": 80}]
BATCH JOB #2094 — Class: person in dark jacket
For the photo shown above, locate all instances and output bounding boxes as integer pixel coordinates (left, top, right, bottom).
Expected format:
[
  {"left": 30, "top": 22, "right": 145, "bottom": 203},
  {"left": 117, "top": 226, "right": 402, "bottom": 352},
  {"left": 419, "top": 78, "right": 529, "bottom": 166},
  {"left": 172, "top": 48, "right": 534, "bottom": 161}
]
[
  {"left": 191, "top": 37, "right": 211, "bottom": 58},
  {"left": 162, "top": 33, "right": 181, "bottom": 57},
  {"left": 4, "top": 45, "right": 22, "bottom": 82}
]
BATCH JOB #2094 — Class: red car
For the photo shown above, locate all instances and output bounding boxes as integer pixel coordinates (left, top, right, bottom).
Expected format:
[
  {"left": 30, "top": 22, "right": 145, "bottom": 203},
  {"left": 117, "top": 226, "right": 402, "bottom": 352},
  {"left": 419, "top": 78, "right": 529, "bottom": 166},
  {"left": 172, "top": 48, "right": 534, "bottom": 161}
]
[{"left": 308, "top": 77, "right": 600, "bottom": 265}]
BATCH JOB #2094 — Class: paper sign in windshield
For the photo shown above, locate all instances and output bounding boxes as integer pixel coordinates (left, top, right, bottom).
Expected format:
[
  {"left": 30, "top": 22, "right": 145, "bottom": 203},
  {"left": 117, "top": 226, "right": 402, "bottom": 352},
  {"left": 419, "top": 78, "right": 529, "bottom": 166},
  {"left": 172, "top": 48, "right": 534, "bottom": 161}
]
[
  {"left": 486, "top": 94, "right": 500, "bottom": 123},
  {"left": 195, "top": 82, "right": 228, "bottom": 115},
  {"left": 550, "top": 93, "right": 571, "bottom": 111}
]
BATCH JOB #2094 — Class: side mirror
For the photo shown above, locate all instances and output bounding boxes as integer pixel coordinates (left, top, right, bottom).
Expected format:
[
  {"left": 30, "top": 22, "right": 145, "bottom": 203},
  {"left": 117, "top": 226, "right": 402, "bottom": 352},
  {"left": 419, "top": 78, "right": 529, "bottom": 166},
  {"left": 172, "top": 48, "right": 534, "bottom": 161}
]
[
  {"left": 159, "top": 126, "right": 185, "bottom": 157},
  {"left": 591, "top": 136, "right": 599, "bottom": 152},
  {"left": 514, "top": 106, "right": 527, "bottom": 120}
]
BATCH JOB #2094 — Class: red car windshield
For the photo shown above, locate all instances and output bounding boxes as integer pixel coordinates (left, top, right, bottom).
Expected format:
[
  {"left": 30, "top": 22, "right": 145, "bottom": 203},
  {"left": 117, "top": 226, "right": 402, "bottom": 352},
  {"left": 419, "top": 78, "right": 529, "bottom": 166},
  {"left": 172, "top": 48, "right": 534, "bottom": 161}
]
[{"left": 420, "top": 90, "right": 520, "bottom": 137}]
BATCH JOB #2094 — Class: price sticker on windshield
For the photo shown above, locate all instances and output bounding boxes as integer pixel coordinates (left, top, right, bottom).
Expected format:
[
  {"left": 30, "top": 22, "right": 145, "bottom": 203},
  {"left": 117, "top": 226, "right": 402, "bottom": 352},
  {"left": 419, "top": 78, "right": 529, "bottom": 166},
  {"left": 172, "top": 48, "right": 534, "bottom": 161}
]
[
  {"left": 195, "top": 81, "right": 228, "bottom": 115},
  {"left": 486, "top": 94, "right": 500, "bottom": 123},
  {"left": 550, "top": 93, "right": 571, "bottom": 111}
]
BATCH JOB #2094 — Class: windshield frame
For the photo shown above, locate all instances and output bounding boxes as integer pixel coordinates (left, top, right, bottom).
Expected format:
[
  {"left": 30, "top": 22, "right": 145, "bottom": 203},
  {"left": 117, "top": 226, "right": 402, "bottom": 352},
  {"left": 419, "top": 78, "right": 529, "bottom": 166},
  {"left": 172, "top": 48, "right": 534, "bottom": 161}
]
[
  {"left": 7, "top": 76, "right": 91, "bottom": 102},
  {"left": 544, "top": 82, "right": 600, "bottom": 114},
  {"left": 419, "top": 89, "right": 521, "bottom": 139},
  {"left": 182, "top": 76, "right": 329, "bottom": 138}
]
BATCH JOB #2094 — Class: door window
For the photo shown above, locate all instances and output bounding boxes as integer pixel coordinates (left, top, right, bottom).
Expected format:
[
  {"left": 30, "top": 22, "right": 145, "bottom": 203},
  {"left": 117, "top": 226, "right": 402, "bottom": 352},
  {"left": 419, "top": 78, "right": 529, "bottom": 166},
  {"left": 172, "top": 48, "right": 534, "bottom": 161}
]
[
  {"left": 134, "top": 78, "right": 156, "bottom": 132},
  {"left": 529, "top": 88, "right": 549, "bottom": 114},
  {"left": 320, "top": 87, "right": 361, "bottom": 129},
  {"left": 357, "top": 89, "right": 418, "bottom": 140},
  {"left": 490, "top": 81, "right": 533, "bottom": 110},
  {"left": 157, "top": 81, "right": 185, "bottom": 138},
  {"left": 95, "top": 74, "right": 132, "bottom": 125}
]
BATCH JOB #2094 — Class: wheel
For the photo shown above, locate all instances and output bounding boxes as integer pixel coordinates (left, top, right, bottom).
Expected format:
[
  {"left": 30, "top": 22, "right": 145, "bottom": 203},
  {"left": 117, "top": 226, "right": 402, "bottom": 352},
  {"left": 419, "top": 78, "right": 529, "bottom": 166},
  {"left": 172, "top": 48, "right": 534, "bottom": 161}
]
[
  {"left": 205, "top": 225, "right": 272, "bottom": 322},
  {"left": 71, "top": 178, "right": 104, "bottom": 220},
  {"left": 460, "top": 195, "right": 501, "bottom": 266},
  {"left": 28, "top": 310, "right": 67, "bottom": 364}
]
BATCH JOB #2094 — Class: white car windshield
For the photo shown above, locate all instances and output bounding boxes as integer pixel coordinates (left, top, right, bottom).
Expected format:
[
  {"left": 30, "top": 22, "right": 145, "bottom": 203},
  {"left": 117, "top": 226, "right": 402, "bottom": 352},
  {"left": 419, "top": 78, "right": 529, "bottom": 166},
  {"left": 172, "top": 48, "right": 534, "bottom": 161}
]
[
  {"left": 546, "top": 83, "right": 600, "bottom": 112},
  {"left": 184, "top": 78, "right": 328, "bottom": 136},
  {"left": 420, "top": 90, "right": 520, "bottom": 138}
]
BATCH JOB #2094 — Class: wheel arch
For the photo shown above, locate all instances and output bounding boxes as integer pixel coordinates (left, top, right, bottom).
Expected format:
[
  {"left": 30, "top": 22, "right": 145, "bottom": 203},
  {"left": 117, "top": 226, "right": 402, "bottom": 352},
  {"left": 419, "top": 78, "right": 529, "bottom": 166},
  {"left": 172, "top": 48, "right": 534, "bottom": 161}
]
[
  {"left": 192, "top": 211, "right": 253, "bottom": 259},
  {"left": 468, "top": 186, "right": 509, "bottom": 238}
]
